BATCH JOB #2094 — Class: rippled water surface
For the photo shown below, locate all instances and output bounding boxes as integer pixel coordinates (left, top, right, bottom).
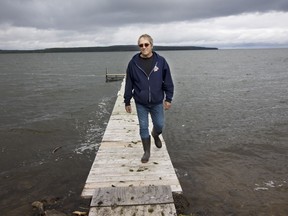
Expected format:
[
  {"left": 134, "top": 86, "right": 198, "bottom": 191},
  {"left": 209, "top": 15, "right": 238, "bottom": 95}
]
[{"left": 0, "top": 49, "right": 287, "bottom": 215}]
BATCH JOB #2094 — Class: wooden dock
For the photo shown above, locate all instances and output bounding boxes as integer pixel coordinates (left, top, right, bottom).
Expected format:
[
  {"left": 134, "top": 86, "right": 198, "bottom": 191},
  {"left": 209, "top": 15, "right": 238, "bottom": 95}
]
[
  {"left": 81, "top": 79, "right": 182, "bottom": 215},
  {"left": 105, "top": 68, "right": 125, "bottom": 82}
]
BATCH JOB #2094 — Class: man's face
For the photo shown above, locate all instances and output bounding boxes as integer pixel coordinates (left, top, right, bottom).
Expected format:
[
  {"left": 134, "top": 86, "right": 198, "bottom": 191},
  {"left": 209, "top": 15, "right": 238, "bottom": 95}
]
[{"left": 138, "top": 37, "right": 153, "bottom": 58}]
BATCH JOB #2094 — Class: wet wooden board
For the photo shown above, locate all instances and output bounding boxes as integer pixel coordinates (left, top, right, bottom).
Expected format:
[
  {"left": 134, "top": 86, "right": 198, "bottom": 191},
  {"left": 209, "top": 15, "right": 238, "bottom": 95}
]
[
  {"left": 90, "top": 185, "right": 173, "bottom": 207},
  {"left": 89, "top": 185, "right": 177, "bottom": 215},
  {"left": 89, "top": 204, "right": 177, "bottom": 216}
]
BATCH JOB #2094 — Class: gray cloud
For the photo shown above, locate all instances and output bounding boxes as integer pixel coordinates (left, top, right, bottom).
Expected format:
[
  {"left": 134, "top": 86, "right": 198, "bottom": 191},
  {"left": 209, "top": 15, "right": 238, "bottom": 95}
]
[
  {"left": 1, "top": 0, "right": 288, "bottom": 30},
  {"left": 1, "top": 0, "right": 288, "bottom": 49}
]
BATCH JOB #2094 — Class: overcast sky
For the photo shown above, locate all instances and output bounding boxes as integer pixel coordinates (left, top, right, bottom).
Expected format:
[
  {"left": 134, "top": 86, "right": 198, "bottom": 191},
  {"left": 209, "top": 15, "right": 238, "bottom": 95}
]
[{"left": 1, "top": 0, "right": 288, "bottom": 50}]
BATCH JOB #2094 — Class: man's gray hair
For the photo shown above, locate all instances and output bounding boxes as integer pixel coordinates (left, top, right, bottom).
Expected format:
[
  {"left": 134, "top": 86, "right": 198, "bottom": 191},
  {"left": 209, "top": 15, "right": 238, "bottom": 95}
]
[{"left": 138, "top": 34, "right": 153, "bottom": 46}]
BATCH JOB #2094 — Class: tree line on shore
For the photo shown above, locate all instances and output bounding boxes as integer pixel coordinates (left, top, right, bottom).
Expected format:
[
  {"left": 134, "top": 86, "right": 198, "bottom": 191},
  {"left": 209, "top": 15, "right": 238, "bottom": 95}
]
[{"left": 0, "top": 45, "right": 218, "bottom": 54}]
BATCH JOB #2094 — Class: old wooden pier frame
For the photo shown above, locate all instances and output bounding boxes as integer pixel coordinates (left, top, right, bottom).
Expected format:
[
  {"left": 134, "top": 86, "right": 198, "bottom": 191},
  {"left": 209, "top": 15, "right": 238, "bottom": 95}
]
[{"left": 105, "top": 68, "right": 125, "bottom": 82}]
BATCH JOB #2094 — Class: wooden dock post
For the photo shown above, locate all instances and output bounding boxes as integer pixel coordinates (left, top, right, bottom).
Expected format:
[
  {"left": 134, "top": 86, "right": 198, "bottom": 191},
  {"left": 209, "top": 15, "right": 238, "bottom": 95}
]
[{"left": 81, "top": 78, "right": 182, "bottom": 215}]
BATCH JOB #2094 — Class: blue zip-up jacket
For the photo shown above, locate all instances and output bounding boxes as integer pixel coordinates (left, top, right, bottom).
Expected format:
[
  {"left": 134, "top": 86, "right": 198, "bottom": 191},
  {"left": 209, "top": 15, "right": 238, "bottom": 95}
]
[{"left": 124, "top": 51, "right": 174, "bottom": 106}]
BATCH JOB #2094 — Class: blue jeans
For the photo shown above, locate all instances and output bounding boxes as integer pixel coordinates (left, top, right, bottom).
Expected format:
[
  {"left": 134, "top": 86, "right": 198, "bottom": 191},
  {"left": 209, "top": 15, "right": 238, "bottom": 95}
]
[{"left": 135, "top": 103, "right": 164, "bottom": 139}]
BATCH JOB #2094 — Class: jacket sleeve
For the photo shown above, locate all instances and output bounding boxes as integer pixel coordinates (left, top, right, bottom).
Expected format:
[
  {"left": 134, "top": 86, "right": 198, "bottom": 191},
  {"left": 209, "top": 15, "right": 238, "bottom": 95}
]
[
  {"left": 124, "top": 63, "right": 133, "bottom": 106},
  {"left": 162, "top": 59, "right": 174, "bottom": 103}
]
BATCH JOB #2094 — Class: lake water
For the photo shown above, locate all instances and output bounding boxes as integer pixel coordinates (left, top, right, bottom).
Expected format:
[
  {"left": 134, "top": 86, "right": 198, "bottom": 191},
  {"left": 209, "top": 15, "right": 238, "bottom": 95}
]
[{"left": 0, "top": 49, "right": 287, "bottom": 215}]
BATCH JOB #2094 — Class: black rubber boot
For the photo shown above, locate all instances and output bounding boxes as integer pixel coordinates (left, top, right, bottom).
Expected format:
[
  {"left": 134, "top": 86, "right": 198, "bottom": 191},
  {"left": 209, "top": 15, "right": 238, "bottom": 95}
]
[
  {"left": 152, "top": 128, "right": 162, "bottom": 148},
  {"left": 141, "top": 136, "right": 151, "bottom": 163}
]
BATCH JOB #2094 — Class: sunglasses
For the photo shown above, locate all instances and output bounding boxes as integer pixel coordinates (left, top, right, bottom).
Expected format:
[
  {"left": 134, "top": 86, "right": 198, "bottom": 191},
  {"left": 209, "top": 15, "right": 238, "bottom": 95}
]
[{"left": 138, "top": 43, "right": 150, "bottom": 48}]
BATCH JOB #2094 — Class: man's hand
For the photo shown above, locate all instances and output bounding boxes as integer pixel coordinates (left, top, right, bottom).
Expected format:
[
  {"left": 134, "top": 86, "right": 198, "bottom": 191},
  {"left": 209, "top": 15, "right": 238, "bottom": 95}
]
[
  {"left": 125, "top": 105, "right": 132, "bottom": 113},
  {"left": 164, "top": 101, "right": 171, "bottom": 110}
]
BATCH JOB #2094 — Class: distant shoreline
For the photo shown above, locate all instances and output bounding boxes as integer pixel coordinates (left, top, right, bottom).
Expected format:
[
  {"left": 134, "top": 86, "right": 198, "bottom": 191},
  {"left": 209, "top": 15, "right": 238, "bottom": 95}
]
[{"left": 0, "top": 45, "right": 218, "bottom": 54}]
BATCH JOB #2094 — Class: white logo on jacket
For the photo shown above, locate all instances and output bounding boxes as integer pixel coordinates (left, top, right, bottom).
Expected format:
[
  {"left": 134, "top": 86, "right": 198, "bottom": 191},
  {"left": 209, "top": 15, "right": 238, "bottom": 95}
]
[{"left": 153, "top": 66, "right": 159, "bottom": 72}]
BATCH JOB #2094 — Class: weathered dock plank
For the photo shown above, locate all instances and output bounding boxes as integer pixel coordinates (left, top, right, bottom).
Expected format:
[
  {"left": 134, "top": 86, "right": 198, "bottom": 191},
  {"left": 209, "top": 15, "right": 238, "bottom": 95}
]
[
  {"left": 91, "top": 185, "right": 173, "bottom": 207},
  {"left": 89, "top": 204, "right": 177, "bottom": 216},
  {"left": 89, "top": 185, "right": 177, "bottom": 216}
]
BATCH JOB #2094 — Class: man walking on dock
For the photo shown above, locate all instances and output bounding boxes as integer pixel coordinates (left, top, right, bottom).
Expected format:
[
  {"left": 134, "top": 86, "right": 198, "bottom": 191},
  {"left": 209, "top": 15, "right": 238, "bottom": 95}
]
[{"left": 124, "top": 34, "right": 174, "bottom": 163}]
